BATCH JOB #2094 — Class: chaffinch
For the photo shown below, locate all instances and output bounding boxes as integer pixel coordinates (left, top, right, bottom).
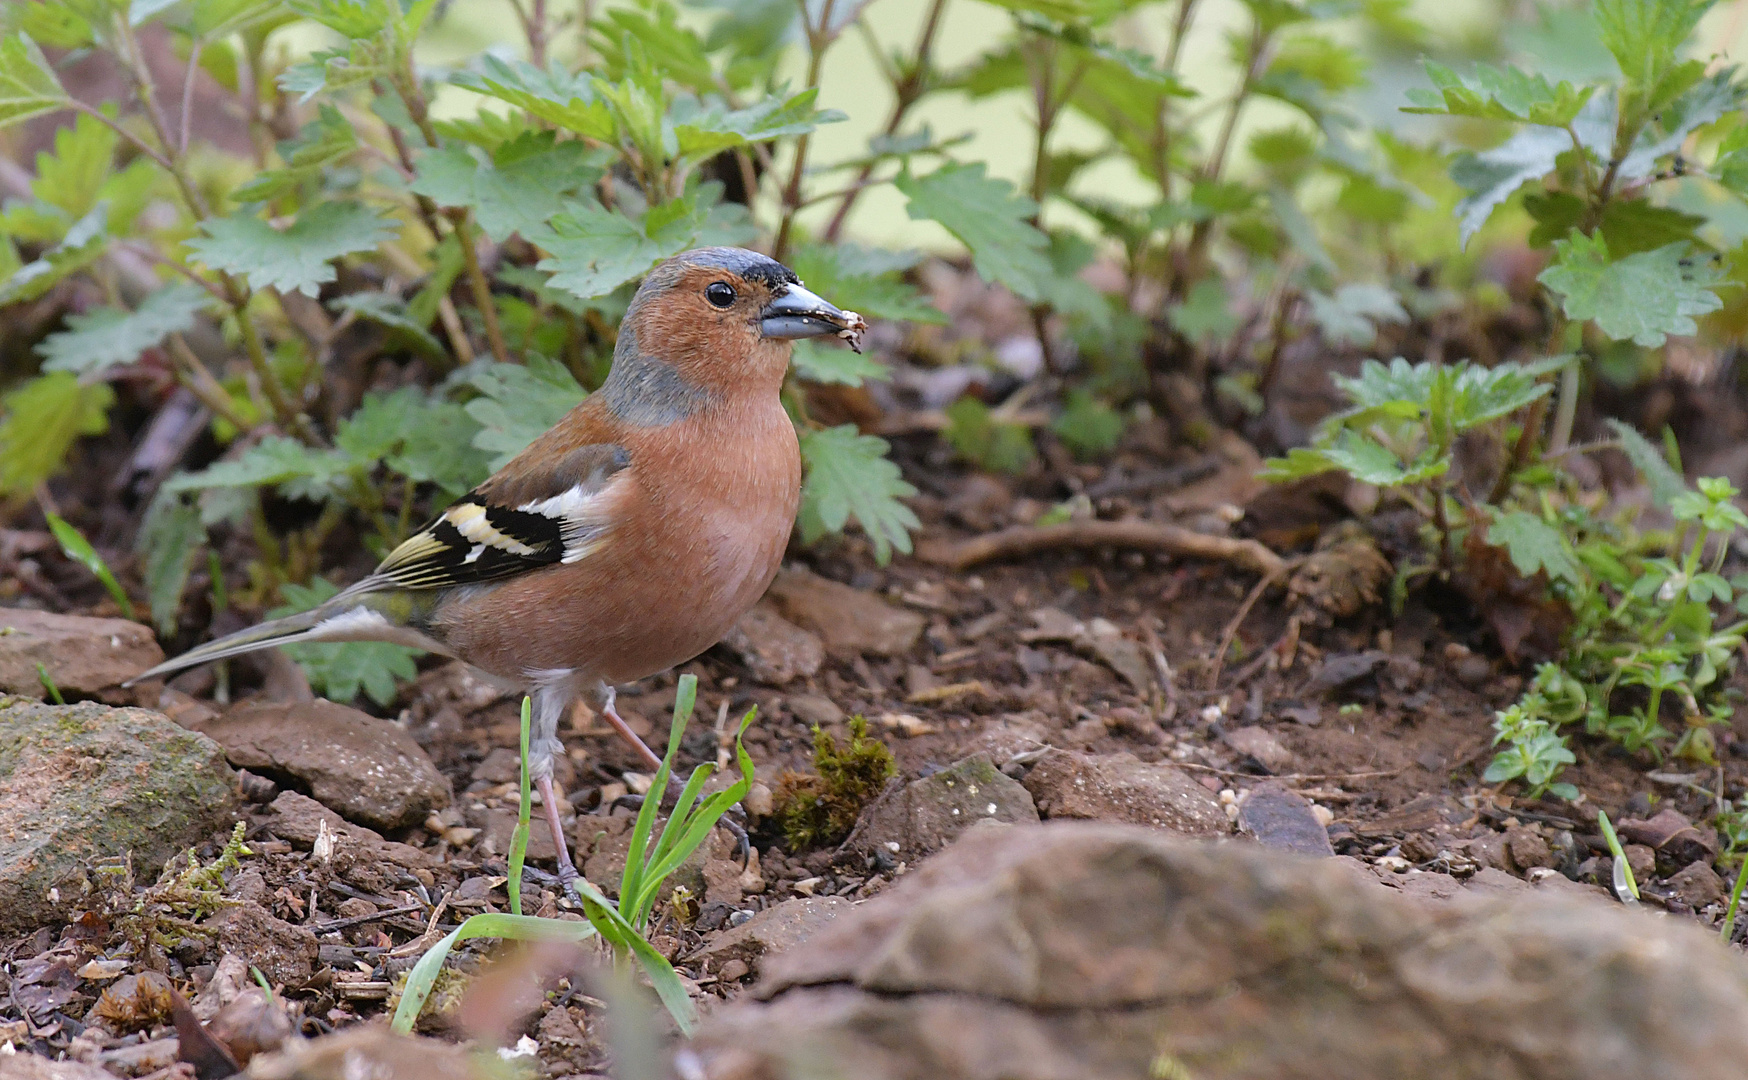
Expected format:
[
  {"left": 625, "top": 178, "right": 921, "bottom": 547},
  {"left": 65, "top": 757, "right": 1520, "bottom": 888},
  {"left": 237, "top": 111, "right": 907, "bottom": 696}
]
[{"left": 131, "top": 246, "right": 865, "bottom": 894}]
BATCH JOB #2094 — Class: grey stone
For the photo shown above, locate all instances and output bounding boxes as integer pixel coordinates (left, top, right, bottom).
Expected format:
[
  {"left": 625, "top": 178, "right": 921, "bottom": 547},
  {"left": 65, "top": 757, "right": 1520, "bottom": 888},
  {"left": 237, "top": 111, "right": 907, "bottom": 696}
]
[
  {"left": 688, "top": 896, "right": 851, "bottom": 978},
  {"left": 719, "top": 602, "right": 825, "bottom": 685},
  {"left": 1238, "top": 783, "right": 1333, "bottom": 856},
  {"left": 766, "top": 568, "right": 925, "bottom": 657},
  {"left": 192, "top": 699, "right": 449, "bottom": 831},
  {"left": 0, "top": 698, "right": 237, "bottom": 935}
]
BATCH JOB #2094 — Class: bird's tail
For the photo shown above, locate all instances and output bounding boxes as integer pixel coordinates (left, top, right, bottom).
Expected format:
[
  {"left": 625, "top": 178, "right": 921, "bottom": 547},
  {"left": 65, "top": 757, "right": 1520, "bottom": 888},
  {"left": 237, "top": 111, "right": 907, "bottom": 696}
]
[{"left": 124, "top": 607, "right": 335, "bottom": 687}]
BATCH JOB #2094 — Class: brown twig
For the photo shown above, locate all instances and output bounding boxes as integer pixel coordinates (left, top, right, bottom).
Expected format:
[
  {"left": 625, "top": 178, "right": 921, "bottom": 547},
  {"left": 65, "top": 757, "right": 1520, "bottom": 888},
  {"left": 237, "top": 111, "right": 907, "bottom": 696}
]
[
  {"left": 1175, "top": 761, "right": 1410, "bottom": 782},
  {"left": 309, "top": 902, "right": 426, "bottom": 933},
  {"left": 1206, "top": 559, "right": 1296, "bottom": 689},
  {"left": 918, "top": 520, "right": 1286, "bottom": 577}
]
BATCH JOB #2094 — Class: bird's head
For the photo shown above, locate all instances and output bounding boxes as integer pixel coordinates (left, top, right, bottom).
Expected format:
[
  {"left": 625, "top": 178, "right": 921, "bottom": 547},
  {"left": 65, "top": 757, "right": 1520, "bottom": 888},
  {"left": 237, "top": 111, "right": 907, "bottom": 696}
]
[{"left": 605, "top": 247, "right": 862, "bottom": 413}]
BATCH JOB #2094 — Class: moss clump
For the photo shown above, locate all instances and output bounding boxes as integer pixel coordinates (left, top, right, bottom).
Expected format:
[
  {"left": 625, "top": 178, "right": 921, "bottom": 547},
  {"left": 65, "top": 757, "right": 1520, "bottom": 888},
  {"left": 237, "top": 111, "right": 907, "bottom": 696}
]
[{"left": 775, "top": 716, "right": 896, "bottom": 850}]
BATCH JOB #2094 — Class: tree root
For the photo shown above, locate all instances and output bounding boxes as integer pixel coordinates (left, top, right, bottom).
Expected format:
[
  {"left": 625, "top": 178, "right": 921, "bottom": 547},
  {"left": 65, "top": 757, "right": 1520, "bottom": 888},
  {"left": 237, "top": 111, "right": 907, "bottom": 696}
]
[{"left": 917, "top": 520, "right": 1286, "bottom": 578}]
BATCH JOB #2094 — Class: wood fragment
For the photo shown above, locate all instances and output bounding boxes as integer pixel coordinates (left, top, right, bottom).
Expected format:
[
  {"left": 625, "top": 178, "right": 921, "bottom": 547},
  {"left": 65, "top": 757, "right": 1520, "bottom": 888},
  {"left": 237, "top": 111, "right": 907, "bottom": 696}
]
[{"left": 917, "top": 521, "right": 1286, "bottom": 577}]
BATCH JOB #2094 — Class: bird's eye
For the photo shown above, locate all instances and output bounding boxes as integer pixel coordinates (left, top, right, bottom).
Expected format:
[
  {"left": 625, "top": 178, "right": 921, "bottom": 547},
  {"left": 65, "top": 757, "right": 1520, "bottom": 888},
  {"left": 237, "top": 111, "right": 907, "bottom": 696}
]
[{"left": 705, "top": 282, "right": 736, "bottom": 308}]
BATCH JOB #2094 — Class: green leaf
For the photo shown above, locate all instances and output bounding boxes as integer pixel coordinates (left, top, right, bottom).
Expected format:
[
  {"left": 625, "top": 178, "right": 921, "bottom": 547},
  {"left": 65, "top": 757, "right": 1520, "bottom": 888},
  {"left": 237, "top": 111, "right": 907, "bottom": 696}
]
[
  {"left": 137, "top": 488, "right": 205, "bottom": 636},
  {"left": 330, "top": 293, "right": 444, "bottom": 359},
  {"left": 164, "top": 435, "right": 357, "bottom": 502},
  {"left": 337, "top": 387, "right": 490, "bottom": 498},
  {"left": 0, "top": 202, "right": 109, "bottom": 304},
  {"left": 1449, "top": 124, "right": 1575, "bottom": 245},
  {"left": 534, "top": 198, "right": 705, "bottom": 301},
  {"left": 391, "top": 913, "right": 597, "bottom": 1035},
  {"left": 1488, "top": 510, "right": 1585, "bottom": 586},
  {"left": 669, "top": 87, "right": 844, "bottom": 160},
  {"left": 943, "top": 396, "right": 1036, "bottom": 475},
  {"left": 452, "top": 56, "right": 614, "bottom": 140},
  {"left": 460, "top": 356, "right": 587, "bottom": 470},
  {"left": 0, "top": 372, "right": 113, "bottom": 496},
  {"left": 270, "top": 577, "right": 420, "bottom": 706},
  {"left": 1319, "top": 429, "right": 1442, "bottom": 486},
  {"left": 0, "top": 33, "right": 70, "bottom": 129},
  {"left": 790, "top": 339, "right": 889, "bottom": 386},
  {"left": 796, "top": 425, "right": 918, "bottom": 565},
  {"left": 1538, "top": 234, "right": 1724, "bottom": 347},
  {"left": 1604, "top": 418, "right": 1687, "bottom": 509},
  {"left": 411, "top": 132, "right": 606, "bottom": 243},
  {"left": 1168, "top": 278, "right": 1240, "bottom": 342},
  {"left": 231, "top": 105, "right": 357, "bottom": 203},
  {"left": 785, "top": 242, "right": 944, "bottom": 325},
  {"left": 32, "top": 110, "right": 114, "bottom": 219},
  {"left": 896, "top": 163, "right": 1051, "bottom": 302},
  {"left": 1402, "top": 60, "right": 1595, "bottom": 125},
  {"left": 46, "top": 512, "right": 134, "bottom": 619},
  {"left": 1593, "top": 0, "right": 1709, "bottom": 90},
  {"left": 37, "top": 283, "right": 211, "bottom": 377},
  {"left": 1052, "top": 389, "right": 1124, "bottom": 460},
  {"left": 187, "top": 202, "right": 398, "bottom": 296},
  {"left": 1306, "top": 283, "right": 1407, "bottom": 347}
]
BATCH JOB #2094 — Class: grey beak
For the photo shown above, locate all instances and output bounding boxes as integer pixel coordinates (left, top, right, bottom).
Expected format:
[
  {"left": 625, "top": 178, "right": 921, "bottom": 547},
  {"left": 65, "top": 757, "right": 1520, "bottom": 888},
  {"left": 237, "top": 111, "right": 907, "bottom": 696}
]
[{"left": 759, "top": 283, "right": 850, "bottom": 340}]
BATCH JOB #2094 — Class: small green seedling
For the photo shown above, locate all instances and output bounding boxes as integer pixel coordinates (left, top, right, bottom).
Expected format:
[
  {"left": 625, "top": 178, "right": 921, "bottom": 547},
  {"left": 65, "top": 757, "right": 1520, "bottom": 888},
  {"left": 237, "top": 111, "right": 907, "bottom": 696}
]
[
  {"left": 36, "top": 663, "right": 63, "bottom": 705},
  {"left": 1597, "top": 810, "right": 1639, "bottom": 904},
  {"left": 46, "top": 512, "right": 135, "bottom": 620},
  {"left": 393, "top": 674, "right": 752, "bottom": 1036}
]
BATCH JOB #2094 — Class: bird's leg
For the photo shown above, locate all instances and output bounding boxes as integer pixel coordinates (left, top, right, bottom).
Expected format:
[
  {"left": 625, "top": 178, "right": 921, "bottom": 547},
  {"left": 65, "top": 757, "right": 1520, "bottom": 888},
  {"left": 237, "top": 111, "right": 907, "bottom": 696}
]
[
  {"left": 597, "top": 683, "right": 663, "bottom": 771},
  {"left": 530, "top": 682, "right": 585, "bottom": 900}
]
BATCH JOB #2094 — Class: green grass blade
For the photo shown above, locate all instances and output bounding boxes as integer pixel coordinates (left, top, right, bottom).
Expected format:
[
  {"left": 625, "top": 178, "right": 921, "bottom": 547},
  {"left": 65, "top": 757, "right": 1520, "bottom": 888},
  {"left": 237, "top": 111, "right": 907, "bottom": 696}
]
[
  {"left": 569, "top": 875, "right": 697, "bottom": 1035},
  {"left": 1597, "top": 810, "right": 1640, "bottom": 902},
  {"left": 46, "top": 512, "right": 135, "bottom": 620},
  {"left": 620, "top": 674, "right": 696, "bottom": 916},
  {"left": 36, "top": 662, "right": 64, "bottom": 705},
  {"left": 508, "top": 696, "right": 532, "bottom": 917},
  {"left": 1724, "top": 858, "right": 1748, "bottom": 944},
  {"left": 390, "top": 912, "right": 597, "bottom": 1033}
]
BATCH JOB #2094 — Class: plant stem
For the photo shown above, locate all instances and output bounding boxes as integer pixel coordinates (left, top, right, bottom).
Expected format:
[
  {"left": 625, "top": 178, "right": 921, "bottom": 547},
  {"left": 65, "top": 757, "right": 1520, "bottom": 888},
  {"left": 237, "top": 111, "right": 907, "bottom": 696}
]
[
  {"left": 393, "top": 66, "right": 512, "bottom": 364},
  {"left": 773, "top": 0, "right": 837, "bottom": 262},
  {"left": 180, "top": 39, "right": 204, "bottom": 155},
  {"left": 821, "top": 0, "right": 949, "bottom": 242},
  {"left": 1723, "top": 856, "right": 1748, "bottom": 944},
  {"left": 1549, "top": 356, "right": 1581, "bottom": 455},
  {"left": 166, "top": 333, "right": 253, "bottom": 434},
  {"left": 1180, "top": 20, "right": 1267, "bottom": 290}
]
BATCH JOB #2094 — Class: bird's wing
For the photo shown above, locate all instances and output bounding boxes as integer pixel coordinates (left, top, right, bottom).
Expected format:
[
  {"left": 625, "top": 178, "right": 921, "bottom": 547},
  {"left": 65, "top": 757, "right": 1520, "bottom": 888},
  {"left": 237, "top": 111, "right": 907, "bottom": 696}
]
[{"left": 369, "top": 442, "right": 633, "bottom": 591}]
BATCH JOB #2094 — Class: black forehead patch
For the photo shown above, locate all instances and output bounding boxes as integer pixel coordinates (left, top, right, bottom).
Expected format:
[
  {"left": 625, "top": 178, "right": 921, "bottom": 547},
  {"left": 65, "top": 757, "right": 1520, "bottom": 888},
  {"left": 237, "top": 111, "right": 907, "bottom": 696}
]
[{"left": 681, "top": 246, "right": 799, "bottom": 289}]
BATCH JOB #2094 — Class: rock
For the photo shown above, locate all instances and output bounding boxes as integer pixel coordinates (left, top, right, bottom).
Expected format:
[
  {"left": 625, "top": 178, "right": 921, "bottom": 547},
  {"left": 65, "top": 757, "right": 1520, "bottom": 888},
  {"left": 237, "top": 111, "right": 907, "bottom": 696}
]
[
  {"left": 1624, "top": 843, "right": 1657, "bottom": 885},
  {"left": 470, "top": 747, "right": 521, "bottom": 784},
  {"left": 247, "top": 1027, "right": 494, "bottom": 1080},
  {"left": 1020, "top": 749, "right": 1227, "bottom": 836},
  {"left": 843, "top": 754, "right": 1038, "bottom": 860},
  {"left": 208, "top": 905, "right": 318, "bottom": 987},
  {"left": 262, "top": 791, "right": 437, "bottom": 871},
  {"left": 1223, "top": 726, "right": 1294, "bottom": 773},
  {"left": 1019, "top": 609, "right": 1153, "bottom": 692},
  {"left": 1505, "top": 827, "right": 1554, "bottom": 871},
  {"left": 0, "top": 608, "right": 163, "bottom": 699},
  {"left": 0, "top": 698, "right": 237, "bottom": 935},
  {"left": 786, "top": 693, "right": 845, "bottom": 728},
  {"left": 687, "top": 896, "right": 851, "bottom": 979},
  {"left": 477, "top": 808, "right": 559, "bottom": 862},
  {"left": 1618, "top": 808, "right": 1718, "bottom": 875},
  {"left": 1238, "top": 783, "right": 1334, "bottom": 856},
  {"left": 207, "top": 987, "right": 293, "bottom": 1065},
  {"left": 686, "top": 822, "right": 1748, "bottom": 1080},
  {"left": 191, "top": 700, "right": 449, "bottom": 831},
  {"left": 719, "top": 602, "right": 825, "bottom": 684},
  {"left": 1668, "top": 860, "right": 1727, "bottom": 909},
  {"left": 766, "top": 568, "right": 925, "bottom": 657}
]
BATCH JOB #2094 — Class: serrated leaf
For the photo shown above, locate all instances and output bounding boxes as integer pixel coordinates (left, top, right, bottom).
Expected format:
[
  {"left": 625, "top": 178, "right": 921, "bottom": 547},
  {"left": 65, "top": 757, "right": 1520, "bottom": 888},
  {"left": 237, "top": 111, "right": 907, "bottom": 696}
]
[
  {"left": 1449, "top": 125, "right": 1573, "bottom": 246},
  {"left": 1403, "top": 60, "right": 1595, "bottom": 125},
  {"left": 785, "top": 242, "right": 943, "bottom": 325},
  {"left": 790, "top": 339, "right": 889, "bottom": 386},
  {"left": 452, "top": 56, "right": 615, "bottom": 140},
  {"left": 187, "top": 202, "right": 398, "bottom": 296},
  {"left": 1307, "top": 283, "right": 1408, "bottom": 347},
  {"left": 1604, "top": 418, "right": 1688, "bottom": 508},
  {"left": 797, "top": 425, "right": 918, "bottom": 565},
  {"left": 1618, "top": 68, "right": 1744, "bottom": 181},
  {"left": 164, "top": 435, "right": 357, "bottom": 502},
  {"left": 32, "top": 110, "right": 114, "bottom": 219},
  {"left": 897, "top": 163, "right": 1051, "bottom": 302},
  {"left": 0, "top": 372, "right": 114, "bottom": 496},
  {"left": 1488, "top": 510, "right": 1585, "bottom": 586},
  {"left": 1169, "top": 278, "right": 1240, "bottom": 342},
  {"left": 270, "top": 576, "right": 420, "bottom": 706},
  {"left": 231, "top": 104, "right": 357, "bottom": 203},
  {"left": 1318, "top": 429, "right": 1442, "bottom": 486},
  {"left": 0, "top": 33, "right": 70, "bottom": 129},
  {"left": 1052, "top": 389, "right": 1124, "bottom": 460},
  {"left": 461, "top": 356, "right": 587, "bottom": 469},
  {"left": 534, "top": 198, "right": 705, "bottom": 301},
  {"left": 137, "top": 488, "right": 205, "bottom": 636},
  {"left": 1593, "top": 0, "right": 1708, "bottom": 90},
  {"left": 411, "top": 132, "right": 606, "bottom": 243},
  {"left": 669, "top": 88, "right": 844, "bottom": 160},
  {"left": 0, "top": 201, "right": 108, "bottom": 305},
  {"left": 37, "top": 283, "right": 211, "bottom": 376},
  {"left": 331, "top": 293, "right": 444, "bottom": 359},
  {"left": 337, "top": 387, "right": 490, "bottom": 497},
  {"left": 1538, "top": 234, "right": 1723, "bottom": 347}
]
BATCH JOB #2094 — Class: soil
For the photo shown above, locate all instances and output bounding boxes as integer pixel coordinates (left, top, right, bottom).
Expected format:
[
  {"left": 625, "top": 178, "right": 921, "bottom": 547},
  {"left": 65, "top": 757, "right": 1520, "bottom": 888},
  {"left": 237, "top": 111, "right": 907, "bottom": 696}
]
[{"left": 7, "top": 258, "right": 1748, "bottom": 1075}]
